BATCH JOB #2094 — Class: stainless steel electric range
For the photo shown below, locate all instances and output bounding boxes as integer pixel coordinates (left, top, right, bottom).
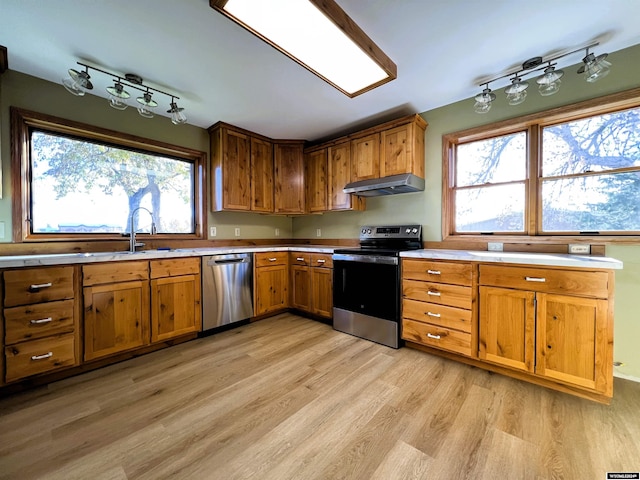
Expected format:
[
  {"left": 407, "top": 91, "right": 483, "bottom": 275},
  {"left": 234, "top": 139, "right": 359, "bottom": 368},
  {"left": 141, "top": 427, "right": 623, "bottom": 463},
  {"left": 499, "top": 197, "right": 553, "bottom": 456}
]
[{"left": 332, "top": 224, "right": 422, "bottom": 348}]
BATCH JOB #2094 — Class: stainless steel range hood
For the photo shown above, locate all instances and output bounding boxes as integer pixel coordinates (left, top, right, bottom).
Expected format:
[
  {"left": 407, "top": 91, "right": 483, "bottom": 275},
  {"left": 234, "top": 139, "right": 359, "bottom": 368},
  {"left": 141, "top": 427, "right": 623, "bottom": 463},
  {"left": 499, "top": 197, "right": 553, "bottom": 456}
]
[{"left": 343, "top": 173, "right": 425, "bottom": 197}]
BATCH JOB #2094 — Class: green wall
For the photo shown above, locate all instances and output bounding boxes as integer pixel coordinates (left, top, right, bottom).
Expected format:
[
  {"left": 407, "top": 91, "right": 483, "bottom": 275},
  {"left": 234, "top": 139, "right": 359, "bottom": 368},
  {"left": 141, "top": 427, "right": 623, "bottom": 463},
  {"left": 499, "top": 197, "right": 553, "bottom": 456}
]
[{"left": 1, "top": 44, "right": 639, "bottom": 380}]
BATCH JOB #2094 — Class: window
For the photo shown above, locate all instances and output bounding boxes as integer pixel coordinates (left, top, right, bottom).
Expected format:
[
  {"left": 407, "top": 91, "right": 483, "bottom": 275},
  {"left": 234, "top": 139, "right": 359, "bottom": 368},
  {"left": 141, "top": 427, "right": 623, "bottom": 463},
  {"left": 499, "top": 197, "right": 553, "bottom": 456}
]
[
  {"left": 443, "top": 87, "right": 640, "bottom": 239},
  {"left": 12, "top": 108, "right": 206, "bottom": 242}
]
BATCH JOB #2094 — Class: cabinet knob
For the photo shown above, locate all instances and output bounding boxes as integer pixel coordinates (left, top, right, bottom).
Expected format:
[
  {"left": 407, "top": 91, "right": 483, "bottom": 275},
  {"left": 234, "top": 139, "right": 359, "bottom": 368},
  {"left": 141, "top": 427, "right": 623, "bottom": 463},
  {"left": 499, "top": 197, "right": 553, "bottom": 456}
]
[
  {"left": 427, "top": 270, "right": 441, "bottom": 275},
  {"left": 29, "top": 282, "right": 53, "bottom": 292},
  {"left": 31, "top": 352, "right": 53, "bottom": 361},
  {"left": 427, "top": 290, "right": 441, "bottom": 297},
  {"left": 316, "top": 259, "right": 326, "bottom": 264},
  {"left": 296, "top": 257, "right": 305, "bottom": 261},
  {"left": 427, "top": 333, "right": 441, "bottom": 340},
  {"left": 525, "top": 276, "right": 546, "bottom": 282},
  {"left": 269, "top": 257, "right": 277, "bottom": 262},
  {"left": 427, "top": 312, "right": 441, "bottom": 318},
  {"left": 30, "top": 317, "right": 53, "bottom": 325}
]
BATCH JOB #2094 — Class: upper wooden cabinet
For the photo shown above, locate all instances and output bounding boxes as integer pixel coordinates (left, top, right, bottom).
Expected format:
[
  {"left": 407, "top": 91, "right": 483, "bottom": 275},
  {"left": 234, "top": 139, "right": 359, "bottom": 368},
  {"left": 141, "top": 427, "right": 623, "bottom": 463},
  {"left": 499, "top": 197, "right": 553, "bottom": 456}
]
[
  {"left": 274, "top": 141, "right": 305, "bottom": 214},
  {"left": 380, "top": 119, "right": 426, "bottom": 179},
  {"left": 209, "top": 122, "right": 274, "bottom": 213},
  {"left": 305, "top": 148, "right": 328, "bottom": 213},
  {"left": 351, "top": 133, "right": 380, "bottom": 181},
  {"left": 328, "top": 141, "right": 366, "bottom": 211}
]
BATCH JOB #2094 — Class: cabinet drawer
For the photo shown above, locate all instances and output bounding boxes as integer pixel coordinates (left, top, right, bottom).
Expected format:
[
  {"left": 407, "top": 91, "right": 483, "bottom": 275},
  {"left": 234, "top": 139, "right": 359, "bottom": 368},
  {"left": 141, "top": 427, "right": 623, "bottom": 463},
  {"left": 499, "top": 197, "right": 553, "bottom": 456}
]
[
  {"left": 4, "top": 299, "right": 75, "bottom": 344},
  {"left": 83, "top": 261, "right": 149, "bottom": 286},
  {"left": 255, "top": 251, "right": 288, "bottom": 267},
  {"left": 479, "top": 265, "right": 609, "bottom": 298},
  {"left": 403, "top": 299, "right": 472, "bottom": 333},
  {"left": 290, "top": 252, "right": 310, "bottom": 266},
  {"left": 5, "top": 333, "right": 77, "bottom": 383},
  {"left": 403, "top": 260, "right": 472, "bottom": 286},
  {"left": 4, "top": 267, "right": 75, "bottom": 307},
  {"left": 403, "top": 279, "right": 472, "bottom": 309},
  {"left": 402, "top": 318, "right": 472, "bottom": 357},
  {"left": 150, "top": 257, "right": 200, "bottom": 279},
  {"left": 311, "top": 253, "right": 333, "bottom": 269}
]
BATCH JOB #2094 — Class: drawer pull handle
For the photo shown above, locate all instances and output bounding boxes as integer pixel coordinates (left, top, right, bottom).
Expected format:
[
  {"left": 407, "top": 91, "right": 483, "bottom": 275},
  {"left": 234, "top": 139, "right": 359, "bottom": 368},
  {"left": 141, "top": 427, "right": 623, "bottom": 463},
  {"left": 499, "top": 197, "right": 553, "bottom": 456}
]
[
  {"left": 269, "top": 258, "right": 277, "bottom": 262},
  {"left": 29, "top": 282, "right": 53, "bottom": 291},
  {"left": 427, "top": 270, "right": 441, "bottom": 275},
  {"left": 316, "top": 259, "right": 326, "bottom": 264},
  {"left": 30, "top": 317, "right": 53, "bottom": 325},
  {"left": 31, "top": 352, "right": 53, "bottom": 361},
  {"left": 525, "top": 276, "right": 546, "bottom": 282},
  {"left": 427, "top": 333, "right": 441, "bottom": 340},
  {"left": 427, "top": 312, "right": 441, "bottom": 318},
  {"left": 427, "top": 291, "right": 441, "bottom": 297},
  {"left": 296, "top": 257, "right": 305, "bottom": 262}
]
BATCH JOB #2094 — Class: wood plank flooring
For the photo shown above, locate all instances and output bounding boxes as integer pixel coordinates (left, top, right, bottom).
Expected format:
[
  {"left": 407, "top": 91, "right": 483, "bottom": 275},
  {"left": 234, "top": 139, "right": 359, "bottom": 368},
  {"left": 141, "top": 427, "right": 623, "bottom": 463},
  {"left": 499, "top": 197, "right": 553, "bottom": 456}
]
[{"left": 1, "top": 313, "right": 639, "bottom": 479}]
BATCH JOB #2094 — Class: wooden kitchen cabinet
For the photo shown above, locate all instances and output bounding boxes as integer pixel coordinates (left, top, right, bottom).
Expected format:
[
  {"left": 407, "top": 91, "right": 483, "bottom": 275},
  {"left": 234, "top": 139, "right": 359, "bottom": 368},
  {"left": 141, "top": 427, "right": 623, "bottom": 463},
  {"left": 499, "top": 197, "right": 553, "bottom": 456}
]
[
  {"left": 254, "top": 252, "right": 289, "bottom": 316},
  {"left": 290, "top": 252, "right": 333, "bottom": 319},
  {"left": 478, "top": 264, "right": 613, "bottom": 398},
  {"left": 150, "top": 258, "right": 202, "bottom": 343},
  {"left": 210, "top": 122, "right": 275, "bottom": 213},
  {"left": 351, "top": 133, "right": 380, "bottom": 181},
  {"left": 328, "top": 141, "right": 366, "bottom": 211},
  {"left": 380, "top": 117, "right": 426, "bottom": 178},
  {"left": 402, "top": 259, "right": 477, "bottom": 357},
  {"left": 274, "top": 141, "right": 305, "bottom": 214},
  {"left": 83, "top": 261, "right": 150, "bottom": 361},
  {"left": 305, "top": 148, "right": 328, "bottom": 213},
  {"left": 3, "top": 266, "right": 80, "bottom": 383}
]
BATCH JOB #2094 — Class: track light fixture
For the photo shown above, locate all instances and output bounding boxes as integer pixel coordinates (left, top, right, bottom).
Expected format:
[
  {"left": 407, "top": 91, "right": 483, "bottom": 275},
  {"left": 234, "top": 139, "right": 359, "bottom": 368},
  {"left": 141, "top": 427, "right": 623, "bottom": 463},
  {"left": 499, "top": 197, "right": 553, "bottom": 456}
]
[
  {"left": 472, "top": 41, "right": 611, "bottom": 113},
  {"left": 62, "top": 62, "right": 187, "bottom": 124}
]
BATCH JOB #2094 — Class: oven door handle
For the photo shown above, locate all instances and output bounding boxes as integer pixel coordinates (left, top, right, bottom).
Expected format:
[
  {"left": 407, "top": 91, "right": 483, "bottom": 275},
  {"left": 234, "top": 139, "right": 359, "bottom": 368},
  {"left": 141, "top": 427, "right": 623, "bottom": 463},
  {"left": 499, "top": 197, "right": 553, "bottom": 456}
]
[{"left": 332, "top": 253, "right": 398, "bottom": 265}]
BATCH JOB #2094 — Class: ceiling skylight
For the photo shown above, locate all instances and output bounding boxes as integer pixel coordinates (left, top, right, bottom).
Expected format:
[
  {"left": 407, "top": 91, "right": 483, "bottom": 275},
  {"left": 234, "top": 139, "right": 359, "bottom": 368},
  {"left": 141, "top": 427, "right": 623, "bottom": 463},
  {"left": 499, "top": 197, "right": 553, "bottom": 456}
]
[{"left": 210, "top": 0, "right": 397, "bottom": 97}]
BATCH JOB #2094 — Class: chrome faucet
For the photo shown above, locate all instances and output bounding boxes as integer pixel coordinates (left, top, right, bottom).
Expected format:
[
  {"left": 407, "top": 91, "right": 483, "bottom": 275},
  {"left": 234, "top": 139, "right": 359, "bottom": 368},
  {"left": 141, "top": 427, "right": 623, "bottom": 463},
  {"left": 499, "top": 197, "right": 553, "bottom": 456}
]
[{"left": 129, "top": 207, "right": 157, "bottom": 252}]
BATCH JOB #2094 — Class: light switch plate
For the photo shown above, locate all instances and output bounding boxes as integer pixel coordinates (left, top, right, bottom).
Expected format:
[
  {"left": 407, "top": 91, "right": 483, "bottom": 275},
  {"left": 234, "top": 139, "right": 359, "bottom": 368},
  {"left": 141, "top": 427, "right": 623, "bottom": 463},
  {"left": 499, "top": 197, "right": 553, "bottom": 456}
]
[
  {"left": 316, "top": 228, "right": 322, "bottom": 237},
  {"left": 235, "top": 227, "right": 241, "bottom": 237}
]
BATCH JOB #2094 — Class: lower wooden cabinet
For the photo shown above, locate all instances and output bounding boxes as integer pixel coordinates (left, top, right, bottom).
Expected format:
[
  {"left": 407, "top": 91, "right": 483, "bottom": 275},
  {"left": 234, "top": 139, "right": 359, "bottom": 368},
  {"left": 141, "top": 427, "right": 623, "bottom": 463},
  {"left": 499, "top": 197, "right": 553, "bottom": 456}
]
[
  {"left": 150, "top": 258, "right": 202, "bottom": 343},
  {"left": 254, "top": 252, "right": 289, "bottom": 315},
  {"left": 5, "top": 333, "right": 76, "bottom": 383},
  {"left": 290, "top": 252, "right": 333, "bottom": 319},
  {"left": 83, "top": 279, "right": 150, "bottom": 361}
]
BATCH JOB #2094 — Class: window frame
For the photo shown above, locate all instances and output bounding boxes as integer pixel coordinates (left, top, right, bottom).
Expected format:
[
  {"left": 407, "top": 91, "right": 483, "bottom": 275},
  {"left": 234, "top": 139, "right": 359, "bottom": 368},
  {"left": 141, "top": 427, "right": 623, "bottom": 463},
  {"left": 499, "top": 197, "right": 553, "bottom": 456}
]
[
  {"left": 442, "top": 86, "right": 640, "bottom": 244},
  {"left": 11, "top": 107, "right": 206, "bottom": 243}
]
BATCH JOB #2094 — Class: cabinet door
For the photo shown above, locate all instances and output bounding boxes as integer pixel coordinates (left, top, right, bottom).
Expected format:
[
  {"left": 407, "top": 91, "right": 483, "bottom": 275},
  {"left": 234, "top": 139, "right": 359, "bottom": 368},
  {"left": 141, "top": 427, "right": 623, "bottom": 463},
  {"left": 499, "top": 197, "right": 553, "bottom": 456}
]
[
  {"left": 274, "top": 142, "right": 305, "bottom": 213},
  {"left": 290, "top": 264, "right": 311, "bottom": 312},
  {"left": 536, "top": 293, "right": 610, "bottom": 393},
  {"left": 479, "top": 286, "right": 535, "bottom": 372},
  {"left": 83, "top": 281, "right": 150, "bottom": 361},
  {"left": 151, "top": 274, "right": 202, "bottom": 343},
  {"left": 381, "top": 122, "right": 423, "bottom": 178},
  {"left": 328, "top": 141, "right": 365, "bottom": 211},
  {"left": 351, "top": 133, "right": 380, "bottom": 181},
  {"left": 251, "top": 137, "right": 274, "bottom": 213},
  {"left": 311, "top": 267, "right": 333, "bottom": 318},
  {"left": 305, "top": 149, "right": 328, "bottom": 213},
  {"left": 254, "top": 265, "right": 289, "bottom": 315},
  {"left": 221, "top": 128, "right": 251, "bottom": 211}
]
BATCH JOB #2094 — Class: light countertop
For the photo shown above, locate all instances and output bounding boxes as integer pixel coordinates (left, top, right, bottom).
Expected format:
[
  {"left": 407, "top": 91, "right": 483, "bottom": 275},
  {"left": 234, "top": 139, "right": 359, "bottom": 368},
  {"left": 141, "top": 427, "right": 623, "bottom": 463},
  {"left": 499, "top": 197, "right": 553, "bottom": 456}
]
[
  {"left": 401, "top": 249, "right": 623, "bottom": 269},
  {"left": 0, "top": 246, "right": 623, "bottom": 269}
]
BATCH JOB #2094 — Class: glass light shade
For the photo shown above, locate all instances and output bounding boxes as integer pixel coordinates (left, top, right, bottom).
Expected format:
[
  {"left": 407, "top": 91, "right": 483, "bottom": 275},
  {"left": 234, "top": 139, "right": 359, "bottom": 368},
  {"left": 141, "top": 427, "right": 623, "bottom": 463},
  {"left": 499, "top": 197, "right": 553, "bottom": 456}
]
[
  {"left": 136, "top": 92, "right": 157, "bottom": 118},
  {"left": 107, "top": 82, "right": 130, "bottom": 110},
  {"left": 504, "top": 77, "right": 529, "bottom": 95},
  {"left": 538, "top": 80, "right": 561, "bottom": 97},
  {"left": 167, "top": 102, "right": 187, "bottom": 124},
  {"left": 584, "top": 54, "right": 611, "bottom": 83},
  {"left": 474, "top": 101, "right": 492, "bottom": 114},
  {"left": 536, "top": 66, "right": 564, "bottom": 85},
  {"left": 506, "top": 90, "right": 527, "bottom": 105},
  {"left": 62, "top": 68, "right": 93, "bottom": 96}
]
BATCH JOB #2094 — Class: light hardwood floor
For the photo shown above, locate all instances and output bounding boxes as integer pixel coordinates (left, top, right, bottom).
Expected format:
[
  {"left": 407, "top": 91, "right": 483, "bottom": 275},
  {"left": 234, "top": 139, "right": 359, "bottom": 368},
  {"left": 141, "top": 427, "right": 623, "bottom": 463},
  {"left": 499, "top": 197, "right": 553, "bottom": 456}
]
[{"left": 1, "top": 313, "right": 639, "bottom": 480}]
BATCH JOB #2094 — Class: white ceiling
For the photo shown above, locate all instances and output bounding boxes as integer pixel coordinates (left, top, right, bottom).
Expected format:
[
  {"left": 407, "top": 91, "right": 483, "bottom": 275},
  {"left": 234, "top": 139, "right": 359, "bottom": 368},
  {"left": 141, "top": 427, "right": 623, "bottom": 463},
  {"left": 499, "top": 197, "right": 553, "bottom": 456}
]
[{"left": 2, "top": 0, "right": 640, "bottom": 142}]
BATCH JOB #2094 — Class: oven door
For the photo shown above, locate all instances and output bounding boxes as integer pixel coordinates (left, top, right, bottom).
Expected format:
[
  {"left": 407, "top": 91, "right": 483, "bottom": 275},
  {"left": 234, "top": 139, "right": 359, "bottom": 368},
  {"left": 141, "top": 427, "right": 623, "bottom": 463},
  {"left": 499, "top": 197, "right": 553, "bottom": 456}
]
[{"left": 332, "top": 254, "right": 400, "bottom": 322}]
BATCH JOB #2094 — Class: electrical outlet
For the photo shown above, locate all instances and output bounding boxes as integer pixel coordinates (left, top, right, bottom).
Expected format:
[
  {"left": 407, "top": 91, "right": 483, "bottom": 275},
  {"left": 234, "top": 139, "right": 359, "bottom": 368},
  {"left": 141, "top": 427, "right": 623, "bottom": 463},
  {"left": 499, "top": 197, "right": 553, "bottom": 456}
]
[
  {"left": 316, "top": 228, "right": 322, "bottom": 237},
  {"left": 235, "top": 227, "right": 240, "bottom": 237},
  {"left": 275, "top": 228, "right": 280, "bottom": 237},
  {"left": 487, "top": 242, "right": 503, "bottom": 252},
  {"left": 568, "top": 244, "right": 590, "bottom": 254},
  {"left": 209, "top": 226, "right": 217, "bottom": 237}
]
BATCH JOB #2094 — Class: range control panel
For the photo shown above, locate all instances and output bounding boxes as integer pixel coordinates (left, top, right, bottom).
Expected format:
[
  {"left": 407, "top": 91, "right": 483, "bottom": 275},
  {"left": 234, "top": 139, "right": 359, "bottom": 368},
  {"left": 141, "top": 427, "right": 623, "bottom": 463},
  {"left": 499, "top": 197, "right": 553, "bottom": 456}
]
[{"left": 359, "top": 224, "right": 422, "bottom": 240}]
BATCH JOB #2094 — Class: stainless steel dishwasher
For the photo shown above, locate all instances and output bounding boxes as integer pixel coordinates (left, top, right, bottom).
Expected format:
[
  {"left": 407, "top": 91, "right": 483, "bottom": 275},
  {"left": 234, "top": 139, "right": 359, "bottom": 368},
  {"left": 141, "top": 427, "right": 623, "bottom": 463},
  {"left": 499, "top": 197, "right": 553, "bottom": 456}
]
[{"left": 202, "top": 253, "right": 254, "bottom": 331}]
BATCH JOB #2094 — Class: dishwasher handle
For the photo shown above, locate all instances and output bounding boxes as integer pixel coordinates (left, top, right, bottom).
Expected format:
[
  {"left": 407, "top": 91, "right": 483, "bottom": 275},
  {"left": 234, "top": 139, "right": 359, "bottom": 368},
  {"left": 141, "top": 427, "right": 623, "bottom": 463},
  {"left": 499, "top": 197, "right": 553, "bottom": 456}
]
[{"left": 207, "top": 257, "right": 250, "bottom": 266}]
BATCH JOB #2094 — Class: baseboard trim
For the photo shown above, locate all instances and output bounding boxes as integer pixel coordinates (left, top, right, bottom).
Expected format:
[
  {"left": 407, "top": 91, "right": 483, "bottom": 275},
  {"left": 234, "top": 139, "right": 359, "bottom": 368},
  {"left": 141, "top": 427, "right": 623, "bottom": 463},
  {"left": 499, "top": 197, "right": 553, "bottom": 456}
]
[{"left": 614, "top": 371, "right": 640, "bottom": 383}]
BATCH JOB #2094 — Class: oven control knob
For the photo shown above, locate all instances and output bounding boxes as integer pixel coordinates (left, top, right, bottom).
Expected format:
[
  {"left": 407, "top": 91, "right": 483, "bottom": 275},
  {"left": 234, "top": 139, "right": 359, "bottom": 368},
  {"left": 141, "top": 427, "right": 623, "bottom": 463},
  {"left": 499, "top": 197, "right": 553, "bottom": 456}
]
[
  {"left": 412, "top": 227, "right": 418, "bottom": 234},
  {"left": 361, "top": 228, "right": 367, "bottom": 235},
  {"left": 366, "top": 228, "right": 372, "bottom": 234},
  {"left": 405, "top": 228, "right": 411, "bottom": 234}
]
